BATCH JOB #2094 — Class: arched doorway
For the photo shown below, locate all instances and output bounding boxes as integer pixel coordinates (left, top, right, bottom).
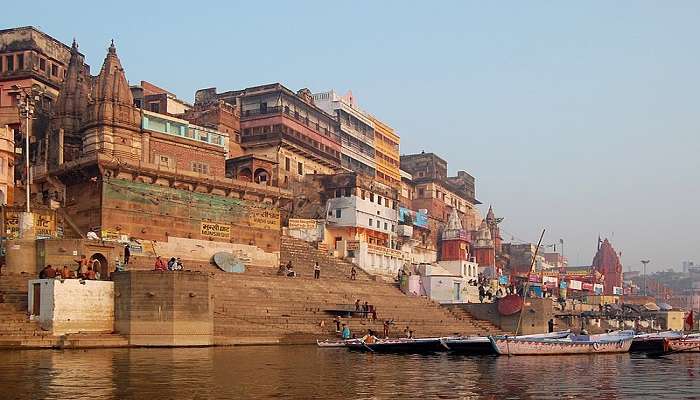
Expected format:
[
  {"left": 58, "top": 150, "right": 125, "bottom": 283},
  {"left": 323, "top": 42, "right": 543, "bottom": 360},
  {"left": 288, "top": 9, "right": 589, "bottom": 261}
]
[
  {"left": 254, "top": 168, "right": 270, "bottom": 185},
  {"left": 90, "top": 252, "right": 109, "bottom": 279}
]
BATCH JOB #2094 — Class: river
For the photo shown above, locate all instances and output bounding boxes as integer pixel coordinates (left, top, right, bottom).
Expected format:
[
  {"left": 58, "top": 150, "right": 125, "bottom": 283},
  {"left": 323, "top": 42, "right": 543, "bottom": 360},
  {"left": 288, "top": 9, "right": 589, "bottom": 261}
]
[{"left": 0, "top": 346, "right": 698, "bottom": 399}]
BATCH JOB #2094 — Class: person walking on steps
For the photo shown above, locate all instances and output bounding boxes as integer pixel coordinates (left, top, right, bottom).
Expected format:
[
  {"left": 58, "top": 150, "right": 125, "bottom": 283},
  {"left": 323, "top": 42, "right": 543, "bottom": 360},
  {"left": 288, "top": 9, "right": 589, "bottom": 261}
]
[
  {"left": 314, "top": 262, "right": 320, "bottom": 279},
  {"left": 350, "top": 266, "right": 357, "bottom": 280}
]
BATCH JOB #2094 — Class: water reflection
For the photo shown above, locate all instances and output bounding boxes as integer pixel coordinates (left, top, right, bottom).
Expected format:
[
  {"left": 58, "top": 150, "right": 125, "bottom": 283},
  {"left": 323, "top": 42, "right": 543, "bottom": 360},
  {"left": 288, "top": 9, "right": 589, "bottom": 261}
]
[{"left": 0, "top": 347, "right": 698, "bottom": 399}]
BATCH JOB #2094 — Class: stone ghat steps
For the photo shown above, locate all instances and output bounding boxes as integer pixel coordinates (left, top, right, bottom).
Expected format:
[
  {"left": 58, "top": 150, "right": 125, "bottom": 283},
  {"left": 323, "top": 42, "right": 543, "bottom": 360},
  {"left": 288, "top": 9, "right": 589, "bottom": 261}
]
[
  {"left": 280, "top": 236, "right": 371, "bottom": 281},
  {"left": 210, "top": 271, "right": 502, "bottom": 341},
  {"left": 0, "top": 274, "right": 45, "bottom": 338}
]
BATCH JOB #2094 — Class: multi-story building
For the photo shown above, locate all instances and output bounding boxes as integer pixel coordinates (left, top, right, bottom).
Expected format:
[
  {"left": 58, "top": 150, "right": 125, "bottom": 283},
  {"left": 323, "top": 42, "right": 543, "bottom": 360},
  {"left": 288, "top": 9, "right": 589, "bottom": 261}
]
[
  {"left": 195, "top": 84, "right": 342, "bottom": 189},
  {"left": 298, "top": 172, "right": 403, "bottom": 275},
  {"left": 130, "top": 81, "right": 191, "bottom": 115},
  {"left": 0, "top": 26, "right": 79, "bottom": 204},
  {"left": 368, "top": 114, "right": 400, "bottom": 190},
  {"left": 312, "top": 90, "right": 376, "bottom": 177}
]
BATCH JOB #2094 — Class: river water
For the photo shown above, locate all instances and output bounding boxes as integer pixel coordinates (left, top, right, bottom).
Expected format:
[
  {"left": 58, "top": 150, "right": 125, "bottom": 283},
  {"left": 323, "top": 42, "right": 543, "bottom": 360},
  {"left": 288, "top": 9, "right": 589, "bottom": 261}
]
[{"left": 0, "top": 346, "right": 698, "bottom": 399}]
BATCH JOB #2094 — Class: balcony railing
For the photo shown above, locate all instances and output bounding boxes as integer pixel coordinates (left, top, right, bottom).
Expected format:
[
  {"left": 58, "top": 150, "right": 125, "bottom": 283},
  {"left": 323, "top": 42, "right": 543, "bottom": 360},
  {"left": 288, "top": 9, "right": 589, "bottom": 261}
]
[
  {"left": 241, "top": 130, "right": 341, "bottom": 164},
  {"left": 242, "top": 106, "right": 339, "bottom": 143}
]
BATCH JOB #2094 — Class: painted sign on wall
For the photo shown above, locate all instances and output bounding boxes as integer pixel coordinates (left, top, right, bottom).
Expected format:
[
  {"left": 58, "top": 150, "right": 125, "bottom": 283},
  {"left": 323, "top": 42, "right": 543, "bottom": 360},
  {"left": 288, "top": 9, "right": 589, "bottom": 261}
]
[
  {"left": 288, "top": 218, "right": 317, "bottom": 230},
  {"left": 201, "top": 222, "right": 231, "bottom": 239},
  {"left": 3, "top": 210, "right": 57, "bottom": 239},
  {"left": 398, "top": 207, "right": 428, "bottom": 228},
  {"left": 248, "top": 207, "right": 280, "bottom": 230}
]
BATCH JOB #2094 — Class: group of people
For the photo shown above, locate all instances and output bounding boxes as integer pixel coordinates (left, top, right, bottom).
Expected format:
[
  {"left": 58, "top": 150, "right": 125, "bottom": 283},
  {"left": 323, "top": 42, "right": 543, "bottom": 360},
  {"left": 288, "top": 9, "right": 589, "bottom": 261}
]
[
  {"left": 354, "top": 299, "right": 377, "bottom": 320},
  {"left": 39, "top": 254, "right": 102, "bottom": 280},
  {"left": 277, "top": 261, "right": 324, "bottom": 279},
  {"left": 153, "top": 256, "right": 184, "bottom": 271}
]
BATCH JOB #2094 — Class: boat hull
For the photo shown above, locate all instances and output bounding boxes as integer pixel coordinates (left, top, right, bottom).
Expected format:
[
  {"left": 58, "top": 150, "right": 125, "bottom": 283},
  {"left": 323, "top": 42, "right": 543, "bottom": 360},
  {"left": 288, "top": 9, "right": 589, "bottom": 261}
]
[
  {"left": 490, "top": 337, "right": 633, "bottom": 356},
  {"left": 444, "top": 331, "right": 572, "bottom": 355},
  {"left": 668, "top": 339, "right": 700, "bottom": 353},
  {"left": 346, "top": 338, "right": 447, "bottom": 353}
]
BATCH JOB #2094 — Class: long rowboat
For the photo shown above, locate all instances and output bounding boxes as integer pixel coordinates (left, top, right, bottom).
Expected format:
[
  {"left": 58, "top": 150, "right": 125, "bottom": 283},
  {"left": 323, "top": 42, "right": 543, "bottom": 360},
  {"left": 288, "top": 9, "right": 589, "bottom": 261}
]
[{"left": 489, "top": 331, "right": 634, "bottom": 356}]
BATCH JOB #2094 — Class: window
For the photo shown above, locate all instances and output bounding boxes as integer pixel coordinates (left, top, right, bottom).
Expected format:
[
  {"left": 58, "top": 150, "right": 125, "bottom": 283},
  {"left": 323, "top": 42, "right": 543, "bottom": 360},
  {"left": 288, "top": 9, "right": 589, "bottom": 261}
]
[
  {"left": 376, "top": 220, "right": 380, "bottom": 228},
  {"left": 384, "top": 222, "right": 388, "bottom": 230},
  {"left": 297, "top": 162, "right": 303, "bottom": 175},
  {"left": 361, "top": 190, "right": 366, "bottom": 200},
  {"left": 133, "top": 99, "right": 142, "bottom": 108},
  {"left": 149, "top": 102, "right": 160, "bottom": 113},
  {"left": 344, "top": 187, "right": 351, "bottom": 197},
  {"left": 157, "top": 155, "right": 171, "bottom": 167},
  {"left": 369, "top": 193, "right": 374, "bottom": 202},
  {"left": 285, "top": 157, "right": 290, "bottom": 171},
  {"left": 328, "top": 210, "right": 333, "bottom": 216},
  {"left": 377, "top": 196, "right": 382, "bottom": 205},
  {"left": 335, "top": 189, "right": 341, "bottom": 198},
  {"left": 418, "top": 188, "right": 425, "bottom": 197},
  {"left": 192, "top": 162, "right": 209, "bottom": 174},
  {"left": 17, "top": 54, "right": 24, "bottom": 70},
  {"left": 5, "top": 55, "right": 13, "bottom": 71},
  {"left": 51, "top": 64, "right": 58, "bottom": 77},
  {"left": 369, "top": 218, "right": 373, "bottom": 226},
  {"left": 335, "top": 209, "right": 341, "bottom": 218},
  {"left": 39, "top": 58, "right": 46, "bottom": 71}
]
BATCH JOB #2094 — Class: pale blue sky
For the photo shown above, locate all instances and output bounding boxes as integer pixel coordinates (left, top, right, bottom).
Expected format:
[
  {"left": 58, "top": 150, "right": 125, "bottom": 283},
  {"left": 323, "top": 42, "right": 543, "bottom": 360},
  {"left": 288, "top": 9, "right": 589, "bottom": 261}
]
[{"left": 3, "top": 1, "right": 699, "bottom": 271}]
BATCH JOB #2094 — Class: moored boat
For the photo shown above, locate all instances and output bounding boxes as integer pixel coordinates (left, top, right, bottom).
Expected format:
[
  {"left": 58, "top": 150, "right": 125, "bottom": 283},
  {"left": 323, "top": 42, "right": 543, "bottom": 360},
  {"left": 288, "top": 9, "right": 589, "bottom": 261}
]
[
  {"left": 316, "top": 339, "right": 360, "bottom": 348},
  {"left": 443, "top": 330, "right": 572, "bottom": 355},
  {"left": 346, "top": 337, "right": 447, "bottom": 353},
  {"left": 489, "top": 331, "right": 634, "bottom": 356},
  {"left": 631, "top": 331, "right": 684, "bottom": 352},
  {"left": 667, "top": 337, "right": 700, "bottom": 353}
]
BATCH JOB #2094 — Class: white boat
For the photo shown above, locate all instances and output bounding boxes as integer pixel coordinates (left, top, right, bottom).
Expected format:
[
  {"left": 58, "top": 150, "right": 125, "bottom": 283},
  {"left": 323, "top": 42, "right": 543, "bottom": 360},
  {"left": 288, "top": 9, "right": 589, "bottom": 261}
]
[
  {"left": 316, "top": 339, "right": 359, "bottom": 348},
  {"left": 490, "top": 330, "right": 634, "bottom": 356}
]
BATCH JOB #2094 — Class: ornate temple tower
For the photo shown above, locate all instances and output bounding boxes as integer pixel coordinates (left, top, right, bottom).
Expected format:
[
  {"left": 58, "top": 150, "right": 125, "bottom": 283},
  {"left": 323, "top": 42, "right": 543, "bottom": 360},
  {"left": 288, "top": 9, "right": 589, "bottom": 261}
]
[
  {"left": 440, "top": 208, "right": 470, "bottom": 261},
  {"left": 472, "top": 220, "right": 495, "bottom": 267},
  {"left": 591, "top": 238, "right": 623, "bottom": 295},
  {"left": 484, "top": 205, "right": 502, "bottom": 253},
  {"left": 49, "top": 39, "right": 90, "bottom": 167},
  {"left": 82, "top": 41, "right": 141, "bottom": 160}
]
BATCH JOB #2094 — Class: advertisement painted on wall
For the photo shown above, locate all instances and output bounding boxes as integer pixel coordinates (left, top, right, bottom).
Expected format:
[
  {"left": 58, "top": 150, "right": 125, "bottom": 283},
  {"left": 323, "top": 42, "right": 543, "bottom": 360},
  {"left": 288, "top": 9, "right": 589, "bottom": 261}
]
[
  {"left": 248, "top": 207, "right": 280, "bottom": 230},
  {"left": 201, "top": 222, "right": 231, "bottom": 239},
  {"left": 288, "top": 218, "right": 317, "bottom": 230},
  {"left": 3, "top": 209, "right": 57, "bottom": 239}
]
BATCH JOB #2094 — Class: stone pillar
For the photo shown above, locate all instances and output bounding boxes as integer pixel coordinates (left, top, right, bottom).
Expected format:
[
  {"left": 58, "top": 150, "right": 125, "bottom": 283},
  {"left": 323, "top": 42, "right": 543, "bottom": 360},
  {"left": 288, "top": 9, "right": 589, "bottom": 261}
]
[{"left": 19, "top": 212, "right": 35, "bottom": 239}]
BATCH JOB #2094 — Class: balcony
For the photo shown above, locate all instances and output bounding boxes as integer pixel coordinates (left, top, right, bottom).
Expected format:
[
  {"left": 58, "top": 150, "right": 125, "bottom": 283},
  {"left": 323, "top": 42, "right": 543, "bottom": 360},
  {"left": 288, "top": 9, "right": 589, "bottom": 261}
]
[
  {"left": 241, "top": 129, "right": 341, "bottom": 166},
  {"left": 241, "top": 106, "right": 338, "bottom": 143}
]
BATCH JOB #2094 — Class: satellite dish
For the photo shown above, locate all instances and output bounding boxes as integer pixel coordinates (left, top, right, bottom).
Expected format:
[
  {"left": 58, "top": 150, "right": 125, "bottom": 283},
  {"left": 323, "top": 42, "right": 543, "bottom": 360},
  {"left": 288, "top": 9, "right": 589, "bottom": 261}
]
[{"left": 213, "top": 252, "right": 246, "bottom": 273}]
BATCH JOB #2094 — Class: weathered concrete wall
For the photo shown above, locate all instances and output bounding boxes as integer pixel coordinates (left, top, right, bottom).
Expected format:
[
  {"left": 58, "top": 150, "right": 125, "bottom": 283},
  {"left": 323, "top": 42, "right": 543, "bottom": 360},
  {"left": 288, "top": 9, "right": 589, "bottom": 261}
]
[
  {"left": 100, "top": 178, "right": 280, "bottom": 253},
  {"left": 4, "top": 239, "right": 38, "bottom": 274},
  {"left": 132, "top": 236, "right": 278, "bottom": 269},
  {"left": 459, "top": 298, "right": 553, "bottom": 334},
  {"left": 113, "top": 271, "right": 213, "bottom": 346},
  {"left": 27, "top": 279, "right": 114, "bottom": 335}
]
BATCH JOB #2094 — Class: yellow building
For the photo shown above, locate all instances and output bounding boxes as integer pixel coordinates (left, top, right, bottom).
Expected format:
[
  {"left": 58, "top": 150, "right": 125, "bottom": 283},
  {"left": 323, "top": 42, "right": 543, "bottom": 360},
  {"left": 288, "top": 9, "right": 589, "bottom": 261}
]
[{"left": 368, "top": 115, "right": 401, "bottom": 190}]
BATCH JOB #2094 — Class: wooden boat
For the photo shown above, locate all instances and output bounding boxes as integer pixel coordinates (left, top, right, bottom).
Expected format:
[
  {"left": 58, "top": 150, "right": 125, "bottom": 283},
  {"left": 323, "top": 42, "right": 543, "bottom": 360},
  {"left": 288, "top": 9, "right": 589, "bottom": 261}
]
[
  {"left": 346, "top": 337, "right": 447, "bottom": 353},
  {"left": 489, "top": 331, "right": 634, "bottom": 356},
  {"left": 667, "top": 337, "right": 700, "bottom": 353},
  {"left": 630, "top": 331, "right": 684, "bottom": 352},
  {"left": 442, "top": 330, "right": 572, "bottom": 355},
  {"left": 316, "top": 339, "right": 360, "bottom": 348}
]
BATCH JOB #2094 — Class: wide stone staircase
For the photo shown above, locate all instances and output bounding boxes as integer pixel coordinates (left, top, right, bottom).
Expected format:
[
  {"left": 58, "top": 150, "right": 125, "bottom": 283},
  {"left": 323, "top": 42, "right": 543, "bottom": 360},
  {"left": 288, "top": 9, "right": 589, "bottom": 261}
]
[{"left": 205, "top": 236, "right": 504, "bottom": 344}]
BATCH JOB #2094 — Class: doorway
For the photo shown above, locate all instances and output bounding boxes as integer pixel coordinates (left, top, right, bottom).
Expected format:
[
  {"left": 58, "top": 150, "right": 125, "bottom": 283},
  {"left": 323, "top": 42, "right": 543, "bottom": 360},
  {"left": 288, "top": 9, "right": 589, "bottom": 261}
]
[
  {"left": 453, "top": 282, "right": 461, "bottom": 301},
  {"left": 32, "top": 283, "right": 41, "bottom": 316},
  {"left": 90, "top": 253, "right": 109, "bottom": 279}
]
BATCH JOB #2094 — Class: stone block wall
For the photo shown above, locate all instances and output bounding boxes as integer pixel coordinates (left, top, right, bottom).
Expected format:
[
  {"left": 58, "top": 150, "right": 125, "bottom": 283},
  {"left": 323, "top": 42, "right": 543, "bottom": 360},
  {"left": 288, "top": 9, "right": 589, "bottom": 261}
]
[
  {"left": 113, "top": 271, "right": 213, "bottom": 346},
  {"left": 460, "top": 298, "right": 554, "bottom": 334}
]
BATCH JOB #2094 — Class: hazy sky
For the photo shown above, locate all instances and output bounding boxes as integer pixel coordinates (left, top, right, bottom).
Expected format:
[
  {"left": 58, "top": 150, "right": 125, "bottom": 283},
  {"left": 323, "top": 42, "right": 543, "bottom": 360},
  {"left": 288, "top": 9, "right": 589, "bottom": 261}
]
[{"left": 4, "top": 1, "right": 699, "bottom": 271}]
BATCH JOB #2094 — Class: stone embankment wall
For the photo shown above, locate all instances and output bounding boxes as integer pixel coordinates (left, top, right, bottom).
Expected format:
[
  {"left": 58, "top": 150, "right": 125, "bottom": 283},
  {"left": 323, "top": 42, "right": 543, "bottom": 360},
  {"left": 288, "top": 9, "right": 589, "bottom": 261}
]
[
  {"left": 113, "top": 271, "right": 213, "bottom": 346},
  {"left": 454, "top": 298, "right": 554, "bottom": 334}
]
